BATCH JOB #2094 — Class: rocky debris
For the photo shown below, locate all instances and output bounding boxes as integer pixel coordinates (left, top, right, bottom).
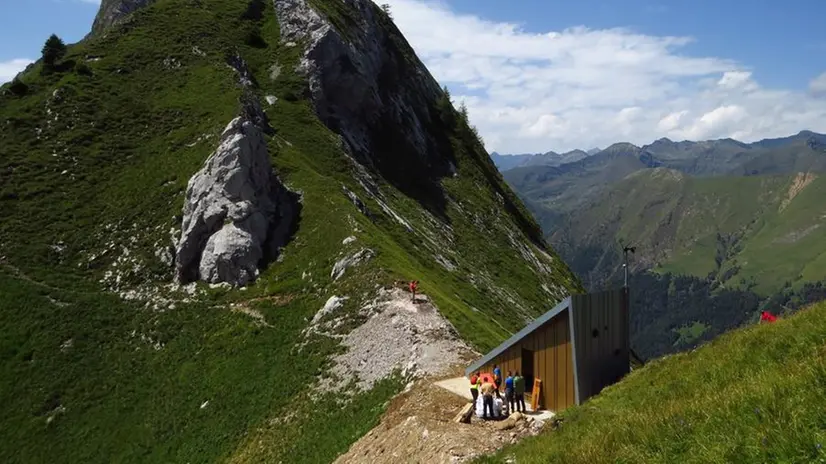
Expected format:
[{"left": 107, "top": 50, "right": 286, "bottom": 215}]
[
  {"left": 342, "top": 236, "right": 357, "bottom": 245},
  {"left": 129, "top": 329, "right": 165, "bottom": 351},
  {"left": 331, "top": 248, "right": 375, "bottom": 281},
  {"left": 334, "top": 378, "right": 543, "bottom": 464},
  {"left": 226, "top": 54, "right": 255, "bottom": 88},
  {"left": 45, "top": 405, "right": 67, "bottom": 425},
  {"left": 60, "top": 338, "right": 74, "bottom": 352},
  {"left": 265, "top": 95, "right": 278, "bottom": 105},
  {"left": 47, "top": 297, "right": 69, "bottom": 308},
  {"left": 92, "top": 0, "right": 156, "bottom": 35},
  {"left": 314, "top": 288, "right": 475, "bottom": 393},
  {"left": 342, "top": 185, "right": 373, "bottom": 218},
  {"left": 163, "top": 56, "right": 182, "bottom": 69},
  {"left": 311, "top": 295, "right": 349, "bottom": 326},
  {"left": 174, "top": 101, "right": 298, "bottom": 287},
  {"left": 434, "top": 254, "right": 457, "bottom": 272},
  {"left": 505, "top": 228, "right": 555, "bottom": 276},
  {"left": 780, "top": 171, "right": 818, "bottom": 212},
  {"left": 268, "top": 63, "right": 282, "bottom": 80},
  {"left": 372, "top": 194, "right": 414, "bottom": 233}
]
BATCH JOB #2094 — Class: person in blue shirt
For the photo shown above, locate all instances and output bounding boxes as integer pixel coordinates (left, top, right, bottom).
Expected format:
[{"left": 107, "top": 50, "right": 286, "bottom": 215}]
[
  {"left": 493, "top": 365, "right": 502, "bottom": 391},
  {"left": 504, "top": 371, "right": 515, "bottom": 414}
]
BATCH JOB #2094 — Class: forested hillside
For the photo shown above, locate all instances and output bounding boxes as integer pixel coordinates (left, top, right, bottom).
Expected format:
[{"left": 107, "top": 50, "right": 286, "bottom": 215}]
[{"left": 500, "top": 131, "right": 826, "bottom": 358}]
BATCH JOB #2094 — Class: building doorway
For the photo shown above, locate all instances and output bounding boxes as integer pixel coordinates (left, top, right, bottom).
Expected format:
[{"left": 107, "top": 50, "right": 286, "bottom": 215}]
[{"left": 521, "top": 348, "right": 534, "bottom": 385}]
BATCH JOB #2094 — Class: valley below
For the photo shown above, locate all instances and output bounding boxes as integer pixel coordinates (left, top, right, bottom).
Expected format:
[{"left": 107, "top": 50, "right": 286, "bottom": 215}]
[{"left": 499, "top": 131, "right": 826, "bottom": 359}]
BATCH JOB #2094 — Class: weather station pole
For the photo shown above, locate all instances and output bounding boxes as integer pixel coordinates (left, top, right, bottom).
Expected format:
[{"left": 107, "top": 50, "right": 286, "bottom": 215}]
[{"left": 622, "top": 245, "right": 636, "bottom": 288}]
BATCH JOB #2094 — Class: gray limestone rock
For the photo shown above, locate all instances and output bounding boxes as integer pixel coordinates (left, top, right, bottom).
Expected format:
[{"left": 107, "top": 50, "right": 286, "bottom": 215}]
[{"left": 174, "top": 102, "right": 297, "bottom": 287}]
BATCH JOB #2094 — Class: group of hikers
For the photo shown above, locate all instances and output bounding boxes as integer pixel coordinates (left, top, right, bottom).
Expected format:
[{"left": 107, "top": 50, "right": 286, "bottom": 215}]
[{"left": 469, "top": 364, "right": 527, "bottom": 419}]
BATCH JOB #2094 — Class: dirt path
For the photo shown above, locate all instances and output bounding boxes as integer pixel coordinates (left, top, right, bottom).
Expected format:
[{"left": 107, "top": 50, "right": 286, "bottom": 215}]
[
  {"left": 334, "top": 370, "right": 548, "bottom": 464},
  {"left": 0, "top": 261, "right": 81, "bottom": 294}
]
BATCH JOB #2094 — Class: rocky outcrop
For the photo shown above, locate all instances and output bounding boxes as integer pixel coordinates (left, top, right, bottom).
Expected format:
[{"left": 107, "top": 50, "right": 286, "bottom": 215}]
[
  {"left": 91, "top": 0, "right": 157, "bottom": 35},
  {"left": 174, "top": 102, "right": 298, "bottom": 287},
  {"left": 273, "top": 0, "right": 455, "bottom": 201}
]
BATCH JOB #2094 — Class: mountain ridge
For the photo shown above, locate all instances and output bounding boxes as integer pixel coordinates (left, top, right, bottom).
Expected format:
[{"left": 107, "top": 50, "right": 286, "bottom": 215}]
[
  {"left": 491, "top": 130, "right": 826, "bottom": 175},
  {"left": 0, "top": 0, "right": 581, "bottom": 462}
]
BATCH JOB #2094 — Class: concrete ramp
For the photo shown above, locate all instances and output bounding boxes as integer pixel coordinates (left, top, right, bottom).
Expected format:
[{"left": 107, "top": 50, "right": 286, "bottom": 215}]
[{"left": 433, "top": 376, "right": 473, "bottom": 400}]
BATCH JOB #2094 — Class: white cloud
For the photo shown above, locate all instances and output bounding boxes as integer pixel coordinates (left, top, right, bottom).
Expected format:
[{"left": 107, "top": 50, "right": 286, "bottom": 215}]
[
  {"left": 810, "top": 72, "right": 826, "bottom": 97},
  {"left": 381, "top": 0, "right": 826, "bottom": 153},
  {"left": 0, "top": 59, "right": 33, "bottom": 84},
  {"left": 717, "top": 71, "right": 757, "bottom": 92}
]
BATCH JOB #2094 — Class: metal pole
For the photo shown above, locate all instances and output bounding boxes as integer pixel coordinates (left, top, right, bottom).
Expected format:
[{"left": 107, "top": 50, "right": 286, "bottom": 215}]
[
  {"left": 623, "top": 248, "right": 628, "bottom": 288},
  {"left": 622, "top": 246, "right": 635, "bottom": 288}
]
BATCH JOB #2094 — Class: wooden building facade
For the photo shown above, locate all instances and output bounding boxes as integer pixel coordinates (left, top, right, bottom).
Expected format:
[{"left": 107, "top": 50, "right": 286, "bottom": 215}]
[{"left": 465, "top": 289, "right": 630, "bottom": 412}]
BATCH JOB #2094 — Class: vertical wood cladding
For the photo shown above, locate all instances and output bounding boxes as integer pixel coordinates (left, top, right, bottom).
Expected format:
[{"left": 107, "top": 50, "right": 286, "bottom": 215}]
[
  {"left": 469, "top": 288, "right": 629, "bottom": 413},
  {"left": 571, "top": 289, "right": 630, "bottom": 404},
  {"left": 475, "top": 310, "right": 574, "bottom": 411}
]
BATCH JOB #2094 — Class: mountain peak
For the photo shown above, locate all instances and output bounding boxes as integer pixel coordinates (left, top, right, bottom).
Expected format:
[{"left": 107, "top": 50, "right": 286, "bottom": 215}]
[
  {"left": 92, "top": 0, "right": 156, "bottom": 35},
  {"left": 603, "top": 142, "right": 641, "bottom": 153}
]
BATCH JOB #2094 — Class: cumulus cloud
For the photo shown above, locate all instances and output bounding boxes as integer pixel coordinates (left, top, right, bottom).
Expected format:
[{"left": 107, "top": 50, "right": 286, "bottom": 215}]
[
  {"left": 810, "top": 73, "right": 826, "bottom": 97},
  {"left": 0, "top": 59, "right": 33, "bottom": 84},
  {"left": 381, "top": 0, "right": 826, "bottom": 153}
]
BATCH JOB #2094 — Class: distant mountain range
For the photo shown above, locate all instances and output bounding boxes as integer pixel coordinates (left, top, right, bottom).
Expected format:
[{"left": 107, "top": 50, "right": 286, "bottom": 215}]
[
  {"left": 500, "top": 129, "right": 826, "bottom": 293},
  {"left": 501, "top": 129, "right": 826, "bottom": 357},
  {"left": 490, "top": 148, "right": 600, "bottom": 170}
]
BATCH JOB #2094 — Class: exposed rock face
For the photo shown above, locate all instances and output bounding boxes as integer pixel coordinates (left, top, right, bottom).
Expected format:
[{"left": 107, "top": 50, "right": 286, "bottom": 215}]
[
  {"left": 273, "top": 0, "right": 454, "bottom": 198},
  {"left": 92, "top": 0, "right": 157, "bottom": 35},
  {"left": 174, "top": 103, "right": 297, "bottom": 287}
]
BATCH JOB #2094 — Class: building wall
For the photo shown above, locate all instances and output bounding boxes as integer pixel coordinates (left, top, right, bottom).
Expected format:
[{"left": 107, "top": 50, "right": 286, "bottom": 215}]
[
  {"left": 571, "top": 288, "right": 630, "bottom": 403},
  {"left": 474, "top": 310, "right": 575, "bottom": 412}
]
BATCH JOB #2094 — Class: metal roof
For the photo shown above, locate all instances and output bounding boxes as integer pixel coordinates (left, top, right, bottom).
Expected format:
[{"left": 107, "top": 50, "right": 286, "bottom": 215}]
[{"left": 464, "top": 296, "right": 572, "bottom": 376}]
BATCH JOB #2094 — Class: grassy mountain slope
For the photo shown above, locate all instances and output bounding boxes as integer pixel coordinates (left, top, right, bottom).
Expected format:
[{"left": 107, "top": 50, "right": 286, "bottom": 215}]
[
  {"left": 479, "top": 300, "right": 826, "bottom": 463},
  {"left": 0, "top": 1, "right": 580, "bottom": 462},
  {"left": 546, "top": 169, "right": 826, "bottom": 294}
]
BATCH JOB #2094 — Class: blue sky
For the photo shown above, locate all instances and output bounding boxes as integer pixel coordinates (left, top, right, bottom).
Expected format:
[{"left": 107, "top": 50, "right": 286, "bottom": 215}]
[
  {"left": 446, "top": 0, "right": 826, "bottom": 91},
  {"left": 1, "top": 0, "right": 825, "bottom": 153},
  {"left": 0, "top": 0, "right": 98, "bottom": 61}
]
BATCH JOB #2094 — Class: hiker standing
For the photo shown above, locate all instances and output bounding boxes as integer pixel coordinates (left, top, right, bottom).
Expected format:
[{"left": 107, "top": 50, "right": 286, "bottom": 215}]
[
  {"left": 493, "top": 364, "right": 502, "bottom": 394},
  {"left": 469, "top": 372, "right": 480, "bottom": 405},
  {"left": 409, "top": 280, "right": 418, "bottom": 302},
  {"left": 514, "top": 371, "right": 526, "bottom": 412},
  {"left": 480, "top": 380, "right": 495, "bottom": 419},
  {"left": 505, "top": 371, "right": 515, "bottom": 413}
]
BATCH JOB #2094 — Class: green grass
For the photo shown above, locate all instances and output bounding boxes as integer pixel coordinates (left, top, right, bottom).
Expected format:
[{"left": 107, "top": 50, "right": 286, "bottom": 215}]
[
  {"left": 478, "top": 300, "right": 826, "bottom": 464},
  {"left": 0, "top": 0, "right": 581, "bottom": 462},
  {"left": 672, "top": 321, "right": 709, "bottom": 347}
]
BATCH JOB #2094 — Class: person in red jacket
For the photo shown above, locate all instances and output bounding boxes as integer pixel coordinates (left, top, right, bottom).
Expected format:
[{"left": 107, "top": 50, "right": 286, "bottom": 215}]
[
  {"left": 760, "top": 311, "right": 777, "bottom": 323},
  {"left": 409, "top": 280, "right": 419, "bottom": 302}
]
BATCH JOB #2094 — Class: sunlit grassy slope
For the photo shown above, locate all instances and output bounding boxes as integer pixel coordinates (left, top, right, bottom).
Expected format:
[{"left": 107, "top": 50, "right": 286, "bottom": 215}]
[
  {"left": 0, "top": 0, "right": 581, "bottom": 462},
  {"left": 479, "top": 300, "right": 826, "bottom": 464}
]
